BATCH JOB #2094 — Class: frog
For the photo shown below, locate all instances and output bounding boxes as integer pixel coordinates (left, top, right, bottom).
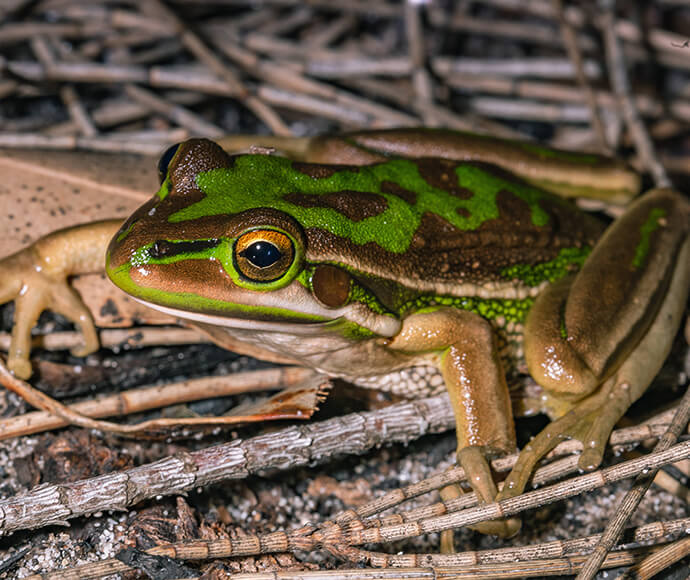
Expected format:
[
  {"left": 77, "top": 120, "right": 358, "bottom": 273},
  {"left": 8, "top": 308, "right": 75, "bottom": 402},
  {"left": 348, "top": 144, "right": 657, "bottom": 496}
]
[{"left": 0, "top": 129, "right": 688, "bottom": 539}]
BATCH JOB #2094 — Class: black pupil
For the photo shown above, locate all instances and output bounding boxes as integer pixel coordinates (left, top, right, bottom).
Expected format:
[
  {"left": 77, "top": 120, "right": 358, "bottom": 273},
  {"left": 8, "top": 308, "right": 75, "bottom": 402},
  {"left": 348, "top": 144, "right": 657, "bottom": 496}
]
[
  {"left": 157, "top": 143, "right": 180, "bottom": 182},
  {"left": 240, "top": 241, "right": 282, "bottom": 268}
]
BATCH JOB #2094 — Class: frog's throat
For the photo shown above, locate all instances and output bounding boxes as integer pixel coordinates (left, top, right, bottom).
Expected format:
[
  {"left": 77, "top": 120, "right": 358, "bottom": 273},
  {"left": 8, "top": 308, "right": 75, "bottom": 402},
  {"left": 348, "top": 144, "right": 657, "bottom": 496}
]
[{"left": 131, "top": 297, "right": 401, "bottom": 337}]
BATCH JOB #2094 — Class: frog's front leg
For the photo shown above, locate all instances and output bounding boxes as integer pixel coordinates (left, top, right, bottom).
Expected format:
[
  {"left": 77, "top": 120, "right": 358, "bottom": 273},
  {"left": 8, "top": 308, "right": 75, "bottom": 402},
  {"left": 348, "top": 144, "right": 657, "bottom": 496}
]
[
  {"left": 0, "top": 220, "right": 122, "bottom": 378},
  {"left": 387, "top": 308, "right": 520, "bottom": 537},
  {"left": 501, "top": 188, "right": 690, "bottom": 499}
]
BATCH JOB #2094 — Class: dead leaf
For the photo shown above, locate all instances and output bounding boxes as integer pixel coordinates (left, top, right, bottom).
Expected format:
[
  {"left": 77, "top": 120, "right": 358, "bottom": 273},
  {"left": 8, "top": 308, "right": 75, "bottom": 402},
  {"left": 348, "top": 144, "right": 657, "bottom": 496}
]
[{"left": 0, "top": 147, "right": 176, "bottom": 327}]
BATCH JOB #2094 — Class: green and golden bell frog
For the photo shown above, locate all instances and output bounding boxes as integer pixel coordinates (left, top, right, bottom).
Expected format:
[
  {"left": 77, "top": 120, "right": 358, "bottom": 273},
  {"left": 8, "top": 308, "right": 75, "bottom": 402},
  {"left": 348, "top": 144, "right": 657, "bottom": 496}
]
[{"left": 1, "top": 129, "right": 688, "bottom": 538}]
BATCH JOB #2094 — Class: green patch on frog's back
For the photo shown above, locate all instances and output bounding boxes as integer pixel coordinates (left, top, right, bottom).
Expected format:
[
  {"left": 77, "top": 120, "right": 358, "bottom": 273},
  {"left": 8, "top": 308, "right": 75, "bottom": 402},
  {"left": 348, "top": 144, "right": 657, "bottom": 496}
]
[{"left": 183, "top": 155, "right": 561, "bottom": 254}]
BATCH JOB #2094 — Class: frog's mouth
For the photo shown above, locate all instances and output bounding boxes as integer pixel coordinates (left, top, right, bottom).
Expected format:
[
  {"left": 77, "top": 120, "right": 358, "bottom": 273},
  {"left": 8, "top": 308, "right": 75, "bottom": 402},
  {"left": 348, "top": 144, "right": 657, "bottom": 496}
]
[
  {"left": 130, "top": 296, "right": 401, "bottom": 338},
  {"left": 132, "top": 297, "right": 341, "bottom": 335}
]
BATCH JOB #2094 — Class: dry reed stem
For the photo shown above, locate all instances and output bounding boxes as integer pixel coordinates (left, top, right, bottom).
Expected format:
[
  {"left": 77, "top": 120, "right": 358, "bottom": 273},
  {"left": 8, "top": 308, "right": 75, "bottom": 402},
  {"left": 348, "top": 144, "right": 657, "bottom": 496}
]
[
  {"left": 21, "top": 518, "right": 687, "bottom": 579},
  {"left": 576, "top": 385, "right": 690, "bottom": 579},
  {"left": 552, "top": 0, "right": 610, "bottom": 151},
  {"left": 142, "top": 0, "right": 290, "bottom": 136},
  {"left": 0, "top": 366, "right": 315, "bottom": 440},
  {"left": 0, "top": 358, "right": 330, "bottom": 437},
  {"left": 624, "top": 536, "right": 690, "bottom": 580},
  {"left": 600, "top": 0, "right": 671, "bottom": 188},
  {"left": 0, "top": 327, "right": 209, "bottom": 352},
  {"left": 335, "top": 414, "right": 676, "bottom": 529}
]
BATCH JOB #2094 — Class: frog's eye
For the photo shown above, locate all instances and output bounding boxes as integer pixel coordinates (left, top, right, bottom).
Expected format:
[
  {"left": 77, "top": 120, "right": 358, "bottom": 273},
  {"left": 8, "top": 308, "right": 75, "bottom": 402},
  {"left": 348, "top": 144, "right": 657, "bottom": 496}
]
[
  {"left": 157, "top": 143, "right": 180, "bottom": 183},
  {"left": 234, "top": 230, "right": 295, "bottom": 283}
]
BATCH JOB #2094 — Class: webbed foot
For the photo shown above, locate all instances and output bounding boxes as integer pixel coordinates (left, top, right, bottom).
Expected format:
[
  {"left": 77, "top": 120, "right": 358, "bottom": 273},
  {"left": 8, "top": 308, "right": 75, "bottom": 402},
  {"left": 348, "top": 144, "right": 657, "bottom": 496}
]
[
  {"left": 0, "top": 222, "right": 120, "bottom": 379},
  {"left": 498, "top": 376, "right": 632, "bottom": 500},
  {"left": 0, "top": 248, "right": 99, "bottom": 379}
]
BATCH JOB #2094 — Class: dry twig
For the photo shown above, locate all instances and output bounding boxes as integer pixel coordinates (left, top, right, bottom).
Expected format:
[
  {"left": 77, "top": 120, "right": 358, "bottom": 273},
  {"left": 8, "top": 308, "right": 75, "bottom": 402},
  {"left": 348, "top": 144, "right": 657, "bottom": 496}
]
[{"left": 576, "top": 385, "right": 690, "bottom": 579}]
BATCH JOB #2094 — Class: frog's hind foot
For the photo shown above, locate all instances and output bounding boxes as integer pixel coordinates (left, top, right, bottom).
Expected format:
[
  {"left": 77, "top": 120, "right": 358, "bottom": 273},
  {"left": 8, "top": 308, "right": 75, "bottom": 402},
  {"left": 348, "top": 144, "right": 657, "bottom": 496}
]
[{"left": 498, "top": 376, "right": 634, "bottom": 501}]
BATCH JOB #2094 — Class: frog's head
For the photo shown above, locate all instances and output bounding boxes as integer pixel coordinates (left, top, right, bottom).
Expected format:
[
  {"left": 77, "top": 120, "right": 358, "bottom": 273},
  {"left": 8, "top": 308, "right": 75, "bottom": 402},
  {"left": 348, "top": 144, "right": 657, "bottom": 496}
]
[{"left": 106, "top": 139, "right": 400, "bottom": 338}]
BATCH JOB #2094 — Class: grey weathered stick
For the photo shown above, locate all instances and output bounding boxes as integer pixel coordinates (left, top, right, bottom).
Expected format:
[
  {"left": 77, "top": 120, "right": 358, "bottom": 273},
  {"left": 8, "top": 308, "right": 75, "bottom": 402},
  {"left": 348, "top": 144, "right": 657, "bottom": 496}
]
[
  {"left": 123, "top": 84, "right": 224, "bottom": 137},
  {"left": 432, "top": 56, "right": 602, "bottom": 80},
  {"left": 600, "top": 0, "right": 671, "bottom": 188},
  {"left": 59, "top": 85, "right": 98, "bottom": 137},
  {"left": 0, "top": 132, "right": 181, "bottom": 155},
  {"left": 142, "top": 0, "right": 290, "bottom": 136},
  {"left": 575, "top": 385, "right": 690, "bottom": 580},
  {"left": 553, "top": 0, "right": 609, "bottom": 151},
  {"left": 0, "top": 393, "right": 456, "bottom": 536}
]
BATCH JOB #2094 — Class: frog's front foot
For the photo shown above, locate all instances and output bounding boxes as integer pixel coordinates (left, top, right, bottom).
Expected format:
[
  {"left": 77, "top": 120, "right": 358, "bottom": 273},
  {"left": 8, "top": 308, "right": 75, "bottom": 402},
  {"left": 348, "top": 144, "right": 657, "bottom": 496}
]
[
  {"left": 456, "top": 447, "right": 521, "bottom": 537},
  {"left": 389, "top": 309, "right": 522, "bottom": 539}
]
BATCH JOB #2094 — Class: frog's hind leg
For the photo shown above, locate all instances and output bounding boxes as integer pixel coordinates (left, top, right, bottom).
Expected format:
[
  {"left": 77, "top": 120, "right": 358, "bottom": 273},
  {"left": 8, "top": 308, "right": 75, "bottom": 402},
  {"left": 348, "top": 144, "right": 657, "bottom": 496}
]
[{"left": 502, "top": 191, "right": 690, "bottom": 499}]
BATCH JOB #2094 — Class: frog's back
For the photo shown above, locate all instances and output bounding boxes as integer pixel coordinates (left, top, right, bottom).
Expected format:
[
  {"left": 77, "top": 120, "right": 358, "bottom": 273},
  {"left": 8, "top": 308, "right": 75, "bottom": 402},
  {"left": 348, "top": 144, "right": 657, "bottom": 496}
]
[
  {"left": 181, "top": 149, "right": 606, "bottom": 296},
  {"left": 259, "top": 156, "right": 604, "bottom": 294}
]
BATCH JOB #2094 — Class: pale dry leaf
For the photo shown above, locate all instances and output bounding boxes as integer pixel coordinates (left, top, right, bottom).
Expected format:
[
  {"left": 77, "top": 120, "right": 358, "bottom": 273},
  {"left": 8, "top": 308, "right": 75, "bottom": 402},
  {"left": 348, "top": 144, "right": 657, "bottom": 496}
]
[{"left": 0, "top": 147, "right": 175, "bottom": 327}]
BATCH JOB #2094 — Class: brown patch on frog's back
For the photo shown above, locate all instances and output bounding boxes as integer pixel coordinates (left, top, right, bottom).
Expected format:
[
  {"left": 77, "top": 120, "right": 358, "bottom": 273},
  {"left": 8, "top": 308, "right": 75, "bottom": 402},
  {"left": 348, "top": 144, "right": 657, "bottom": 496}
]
[
  {"left": 380, "top": 180, "right": 417, "bottom": 205},
  {"left": 415, "top": 158, "right": 473, "bottom": 199},
  {"left": 110, "top": 138, "right": 238, "bottom": 268},
  {"left": 284, "top": 191, "right": 388, "bottom": 222},
  {"left": 301, "top": 136, "right": 388, "bottom": 165},
  {"left": 291, "top": 161, "right": 361, "bottom": 179},
  {"left": 169, "top": 139, "right": 236, "bottom": 194},
  {"left": 303, "top": 185, "right": 605, "bottom": 290},
  {"left": 473, "top": 189, "right": 554, "bottom": 249}
]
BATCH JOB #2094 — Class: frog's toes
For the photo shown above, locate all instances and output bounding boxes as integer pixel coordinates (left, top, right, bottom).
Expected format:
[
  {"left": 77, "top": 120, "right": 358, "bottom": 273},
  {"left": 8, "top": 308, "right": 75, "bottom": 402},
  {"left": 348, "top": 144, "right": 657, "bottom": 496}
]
[
  {"left": 499, "top": 377, "right": 633, "bottom": 500},
  {"left": 51, "top": 285, "right": 99, "bottom": 358},
  {"left": 576, "top": 382, "right": 633, "bottom": 472},
  {"left": 456, "top": 447, "right": 521, "bottom": 538},
  {"left": 6, "top": 356, "right": 32, "bottom": 381},
  {"left": 2, "top": 263, "right": 98, "bottom": 378}
]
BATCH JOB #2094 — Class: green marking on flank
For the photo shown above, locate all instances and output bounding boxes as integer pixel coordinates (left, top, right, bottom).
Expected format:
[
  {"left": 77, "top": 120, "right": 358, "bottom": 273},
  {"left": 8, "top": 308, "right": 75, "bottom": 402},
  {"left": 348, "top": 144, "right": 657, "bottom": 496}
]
[
  {"left": 632, "top": 207, "right": 666, "bottom": 269},
  {"left": 559, "top": 312, "right": 568, "bottom": 339},
  {"left": 401, "top": 294, "right": 535, "bottom": 324},
  {"left": 184, "top": 155, "right": 556, "bottom": 254},
  {"left": 157, "top": 178, "right": 171, "bottom": 201},
  {"left": 500, "top": 246, "right": 592, "bottom": 287}
]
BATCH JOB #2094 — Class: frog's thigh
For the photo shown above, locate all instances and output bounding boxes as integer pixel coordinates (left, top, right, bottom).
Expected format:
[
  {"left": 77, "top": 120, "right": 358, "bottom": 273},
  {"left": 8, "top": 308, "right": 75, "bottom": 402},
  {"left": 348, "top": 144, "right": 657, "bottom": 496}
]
[
  {"left": 525, "top": 188, "right": 689, "bottom": 400},
  {"left": 501, "top": 234, "right": 690, "bottom": 499}
]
